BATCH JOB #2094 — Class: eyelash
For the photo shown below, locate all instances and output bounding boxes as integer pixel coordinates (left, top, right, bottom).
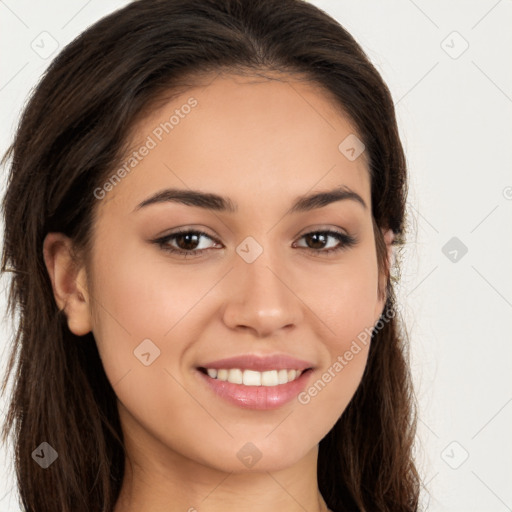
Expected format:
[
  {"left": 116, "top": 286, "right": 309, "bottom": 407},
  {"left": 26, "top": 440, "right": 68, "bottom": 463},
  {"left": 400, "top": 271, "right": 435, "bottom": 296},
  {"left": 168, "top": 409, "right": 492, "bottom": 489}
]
[{"left": 153, "top": 228, "right": 357, "bottom": 258}]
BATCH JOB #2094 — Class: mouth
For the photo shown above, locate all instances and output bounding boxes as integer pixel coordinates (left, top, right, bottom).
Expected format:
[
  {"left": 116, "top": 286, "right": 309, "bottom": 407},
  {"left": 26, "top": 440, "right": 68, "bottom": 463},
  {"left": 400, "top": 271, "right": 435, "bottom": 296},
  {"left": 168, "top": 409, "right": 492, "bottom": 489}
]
[
  {"left": 197, "top": 367, "right": 312, "bottom": 386},
  {"left": 196, "top": 366, "right": 314, "bottom": 410}
]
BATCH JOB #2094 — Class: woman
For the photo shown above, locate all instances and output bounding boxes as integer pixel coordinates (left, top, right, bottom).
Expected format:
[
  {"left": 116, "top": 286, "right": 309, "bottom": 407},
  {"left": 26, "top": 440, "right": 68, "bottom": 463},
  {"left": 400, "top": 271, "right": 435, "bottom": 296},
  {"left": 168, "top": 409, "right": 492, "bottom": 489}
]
[{"left": 1, "top": 0, "right": 420, "bottom": 510}]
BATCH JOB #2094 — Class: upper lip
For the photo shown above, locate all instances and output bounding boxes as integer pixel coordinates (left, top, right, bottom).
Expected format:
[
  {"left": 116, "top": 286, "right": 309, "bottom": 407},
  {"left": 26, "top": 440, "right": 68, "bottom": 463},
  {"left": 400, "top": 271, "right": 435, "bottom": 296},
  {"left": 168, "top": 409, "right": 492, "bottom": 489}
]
[{"left": 198, "top": 354, "right": 315, "bottom": 372}]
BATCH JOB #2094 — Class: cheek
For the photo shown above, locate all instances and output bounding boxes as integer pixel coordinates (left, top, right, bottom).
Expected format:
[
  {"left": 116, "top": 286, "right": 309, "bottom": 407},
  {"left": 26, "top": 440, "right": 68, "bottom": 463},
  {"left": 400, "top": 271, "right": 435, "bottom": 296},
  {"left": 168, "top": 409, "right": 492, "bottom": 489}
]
[
  {"left": 301, "top": 243, "right": 380, "bottom": 342},
  {"left": 87, "top": 237, "right": 212, "bottom": 390},
  {"left": 298, "top": 249, "right": 379, "bottom": 405}
]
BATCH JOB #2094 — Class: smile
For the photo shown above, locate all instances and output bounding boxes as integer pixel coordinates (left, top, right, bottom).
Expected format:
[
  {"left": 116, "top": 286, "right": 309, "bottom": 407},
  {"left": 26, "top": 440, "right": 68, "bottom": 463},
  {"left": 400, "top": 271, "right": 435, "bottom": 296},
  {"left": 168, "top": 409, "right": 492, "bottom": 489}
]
[
  {"left": 196, "top": 367, "right": 314, "bottom": 410},
  {"left": 201, "top": 368, "right": 304, "bottom": 386}
]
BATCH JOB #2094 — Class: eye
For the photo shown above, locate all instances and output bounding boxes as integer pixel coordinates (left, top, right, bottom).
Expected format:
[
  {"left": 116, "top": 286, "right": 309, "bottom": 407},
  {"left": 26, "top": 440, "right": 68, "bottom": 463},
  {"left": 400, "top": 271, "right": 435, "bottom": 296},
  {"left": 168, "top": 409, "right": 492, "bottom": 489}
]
[
  {"left": 153, "top": 228, "right": 357, "bottom": 258},
  {"left": 293, "top": 229, "right": 357, "bottom": 255},
  {"left": 154, "top": 229, "right": 220, "bottom": 257}
]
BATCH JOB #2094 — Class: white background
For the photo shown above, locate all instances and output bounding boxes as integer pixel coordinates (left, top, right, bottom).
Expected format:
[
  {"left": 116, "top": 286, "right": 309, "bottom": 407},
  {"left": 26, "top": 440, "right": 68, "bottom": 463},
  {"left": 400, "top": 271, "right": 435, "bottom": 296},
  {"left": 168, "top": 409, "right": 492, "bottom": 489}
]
[{"left": 1, "top": 1, "right": 511, "bottom": 510}]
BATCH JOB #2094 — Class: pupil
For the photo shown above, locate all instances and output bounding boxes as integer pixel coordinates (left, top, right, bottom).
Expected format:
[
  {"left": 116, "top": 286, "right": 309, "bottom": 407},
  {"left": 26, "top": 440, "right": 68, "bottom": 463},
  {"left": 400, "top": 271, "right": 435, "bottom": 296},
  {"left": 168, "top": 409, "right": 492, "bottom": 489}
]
[
  {"left": 307, "top": 233, "right": 326, "bottom": 249},
  {"left": 177, "top": 233, "right": 199, "bottom": 250}
]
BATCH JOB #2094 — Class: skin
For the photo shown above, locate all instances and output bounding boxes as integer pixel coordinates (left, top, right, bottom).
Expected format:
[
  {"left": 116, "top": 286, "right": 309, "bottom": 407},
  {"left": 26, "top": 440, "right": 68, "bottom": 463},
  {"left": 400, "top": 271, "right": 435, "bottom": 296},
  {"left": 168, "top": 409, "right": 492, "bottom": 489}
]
[{"left": 43, "top": 73, "right": 394, "bottom": 512}]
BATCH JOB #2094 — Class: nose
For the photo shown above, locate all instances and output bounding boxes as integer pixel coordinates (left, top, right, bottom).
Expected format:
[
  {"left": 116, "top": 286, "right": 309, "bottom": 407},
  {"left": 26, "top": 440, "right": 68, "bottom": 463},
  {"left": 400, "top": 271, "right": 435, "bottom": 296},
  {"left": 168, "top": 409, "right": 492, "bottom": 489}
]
[{"left": 221, "top": 248, "right": 302, "bottom": 338}]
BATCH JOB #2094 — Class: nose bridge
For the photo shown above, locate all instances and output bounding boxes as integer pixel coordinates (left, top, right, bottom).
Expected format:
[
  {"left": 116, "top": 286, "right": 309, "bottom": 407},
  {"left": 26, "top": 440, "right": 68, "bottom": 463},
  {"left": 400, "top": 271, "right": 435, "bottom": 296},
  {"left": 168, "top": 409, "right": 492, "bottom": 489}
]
[{"left": 222, "top": 236, "right": 301, "bottom": 336}]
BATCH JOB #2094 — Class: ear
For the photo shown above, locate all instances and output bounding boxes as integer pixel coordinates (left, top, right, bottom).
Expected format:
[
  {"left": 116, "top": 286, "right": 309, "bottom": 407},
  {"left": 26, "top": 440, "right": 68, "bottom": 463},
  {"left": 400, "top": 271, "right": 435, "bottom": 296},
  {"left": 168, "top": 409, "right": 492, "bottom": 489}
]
[
  {"left": 382, "top": 227, "right": 395, "bottom": 276},
  {"left": 374, "top": 228, "right": 395, "bottom": 322},
  {"left": 42, "top": 232, "right": 92, "bottom": 336}
]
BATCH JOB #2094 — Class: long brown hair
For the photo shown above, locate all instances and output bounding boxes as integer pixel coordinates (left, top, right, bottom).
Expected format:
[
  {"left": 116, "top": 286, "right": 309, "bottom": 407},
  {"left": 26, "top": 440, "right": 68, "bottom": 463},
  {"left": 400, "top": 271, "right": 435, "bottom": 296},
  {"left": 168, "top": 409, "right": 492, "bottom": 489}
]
[{"left": 1, "top": 0, "right": 419, "bottom": 510}]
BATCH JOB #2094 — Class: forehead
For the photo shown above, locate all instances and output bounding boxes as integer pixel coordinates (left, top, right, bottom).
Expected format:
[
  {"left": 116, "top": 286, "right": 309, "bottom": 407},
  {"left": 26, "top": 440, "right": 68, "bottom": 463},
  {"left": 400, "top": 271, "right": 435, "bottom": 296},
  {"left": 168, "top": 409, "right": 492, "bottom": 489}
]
[{"left": 98, "top": 73, "right": 370, "bottom": 215}]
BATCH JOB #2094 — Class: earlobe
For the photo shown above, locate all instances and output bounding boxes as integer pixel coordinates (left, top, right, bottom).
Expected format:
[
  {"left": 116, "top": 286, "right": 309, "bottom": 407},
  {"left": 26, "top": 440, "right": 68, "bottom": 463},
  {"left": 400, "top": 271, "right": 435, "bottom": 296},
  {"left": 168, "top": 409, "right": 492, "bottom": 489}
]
[{"left": 42, "top": 233, "right": 92, "bottom": 336}]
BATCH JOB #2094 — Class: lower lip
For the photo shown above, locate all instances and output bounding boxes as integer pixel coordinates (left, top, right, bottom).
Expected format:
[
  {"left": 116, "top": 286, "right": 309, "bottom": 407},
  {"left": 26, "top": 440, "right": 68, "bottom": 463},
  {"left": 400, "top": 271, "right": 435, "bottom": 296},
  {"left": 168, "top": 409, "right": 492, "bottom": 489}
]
[{"left": 196, "top": 369, "right": 313, "bottom": 410}]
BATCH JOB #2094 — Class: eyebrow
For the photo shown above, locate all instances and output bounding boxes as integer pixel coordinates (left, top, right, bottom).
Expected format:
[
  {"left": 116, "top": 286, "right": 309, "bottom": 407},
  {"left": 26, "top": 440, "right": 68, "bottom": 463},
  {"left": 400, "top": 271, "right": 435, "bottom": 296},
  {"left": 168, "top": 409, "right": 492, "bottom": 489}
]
[{"left": 132, "top": 185, "right": 367, "bottom": 214}]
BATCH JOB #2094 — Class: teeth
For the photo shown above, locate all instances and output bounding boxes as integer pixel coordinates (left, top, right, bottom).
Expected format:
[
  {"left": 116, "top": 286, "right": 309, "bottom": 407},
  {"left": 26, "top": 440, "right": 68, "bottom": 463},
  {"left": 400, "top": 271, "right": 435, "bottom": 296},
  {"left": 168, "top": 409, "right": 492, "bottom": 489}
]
[
  {"left": 243, "top": 369, "right": 261, "bottom": 386},
  {"left": 204, "top": 368, "right": 304, "bottom": 386},
  {"left": 261, "top": 370, "right": 278, "bottom": 386},
  {"left": 278, "top": 369, "right": 288, "bottom": 384},
  {"left": 228, "top": 368, "right": 243, "bottom": 384}
]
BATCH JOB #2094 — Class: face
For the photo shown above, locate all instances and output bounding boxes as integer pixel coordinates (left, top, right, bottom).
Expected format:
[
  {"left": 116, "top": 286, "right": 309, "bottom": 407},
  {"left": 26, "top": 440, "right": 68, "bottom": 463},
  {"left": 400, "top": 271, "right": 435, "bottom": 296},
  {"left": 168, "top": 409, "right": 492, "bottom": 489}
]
[{"left": 57, "top": 73, "right": 391, "bottom": 475}]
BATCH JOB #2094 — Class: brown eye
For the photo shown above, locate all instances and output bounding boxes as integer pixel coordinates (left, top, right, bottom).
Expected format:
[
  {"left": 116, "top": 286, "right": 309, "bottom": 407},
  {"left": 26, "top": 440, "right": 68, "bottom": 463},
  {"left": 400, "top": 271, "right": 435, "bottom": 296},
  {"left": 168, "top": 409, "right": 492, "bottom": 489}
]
[
  {"left": 173, "top": 232, "right": 202, "bottom": 251},
  {"left": 294, "top": 230, "right": 357, "bottom": 255},
  {"left": 154, "top": 229, "right": 220, "bottom": 257}
]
